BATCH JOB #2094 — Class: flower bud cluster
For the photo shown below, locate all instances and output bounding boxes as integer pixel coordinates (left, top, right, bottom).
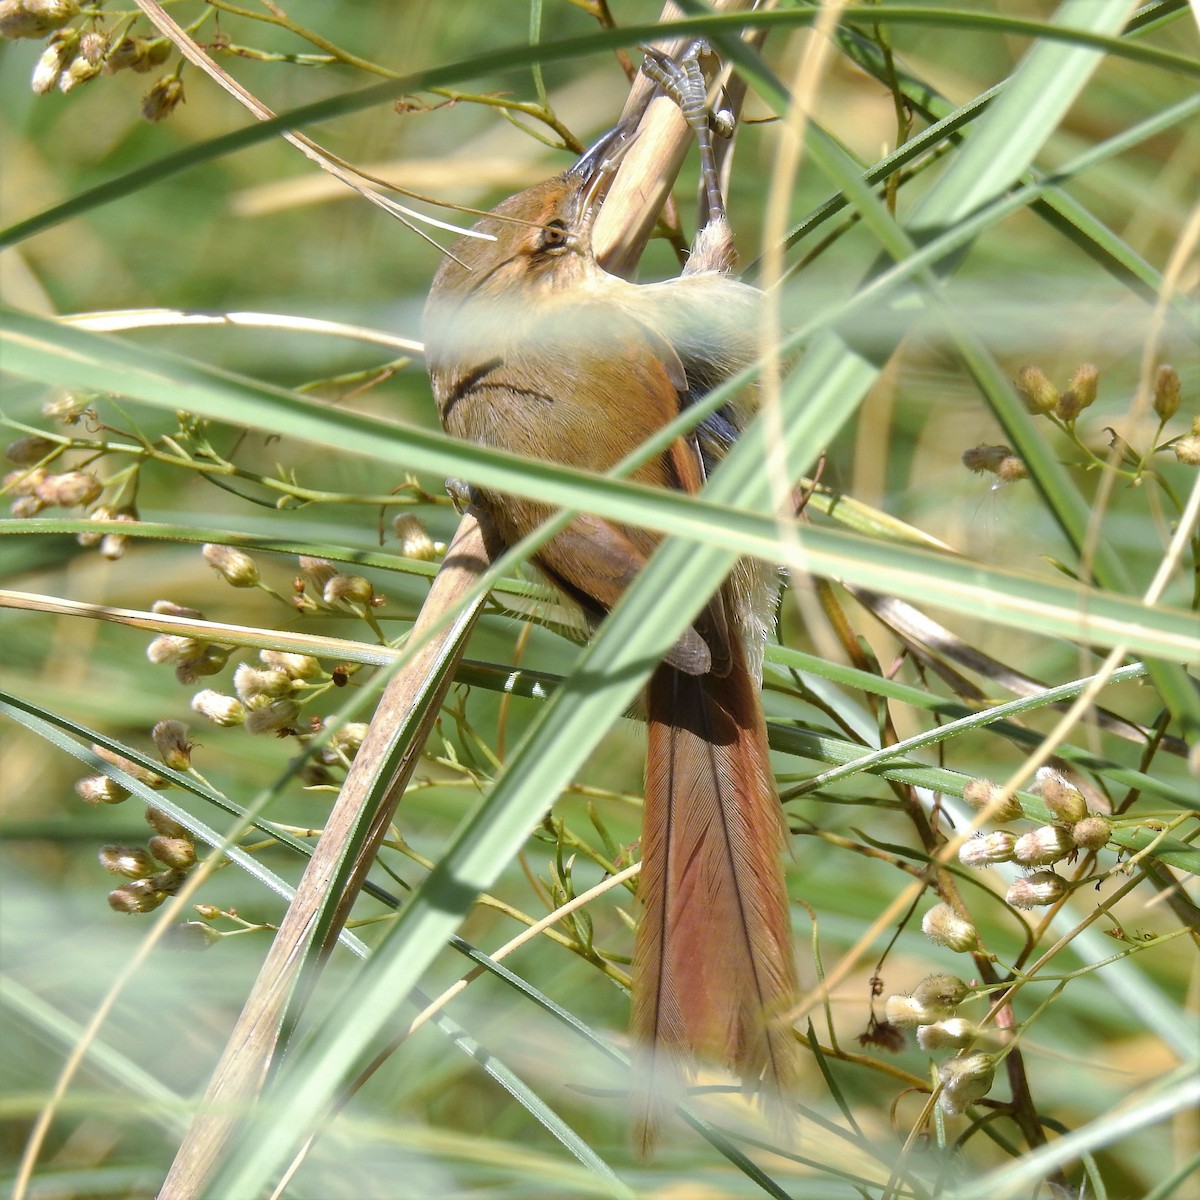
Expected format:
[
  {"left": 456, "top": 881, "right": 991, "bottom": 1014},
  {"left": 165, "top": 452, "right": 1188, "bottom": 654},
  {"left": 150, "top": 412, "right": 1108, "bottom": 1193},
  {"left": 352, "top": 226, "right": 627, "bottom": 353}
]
[
  {"left": 102, "top": 805, "right": 197, "bottom": 915},
  {"left": 5, "top": 2, "right": 184, "bottom": 120},
  {"left": 0, "top": 0, "right": 78, "bottom": 40},
  {"left": 958, "top": 768, "right": 1118, "bottom": 912},
  {"left": 2, "top": 434, "right": 145, "bottom": 557},
  {"left": 1010, "top": 361, "right": 1196, "bottom": 468},
  {"left": 392, "top": 514, "right": 445, "bottom": 561},
  {"left": 76, "top": 505, "right": 137, "bottom": 559},
  {"left": 189, "top": 646, "right": 326, "bottom": 745},
  {"left": 74, "top": 743, "right": 167, "bottom": 808},
  {"left": 73, "top": 721, "right": 201, "bottom": 907},
  {"left": 882, "top": 972, "right": 997, "bottom": 1113},
  {"left": 59, "top": 28, "right": 105, "bottom": 92},
  {"left": 146, "top": 631, "right": 228, "bottom": 685},
  {"left": 293, "top": 556, "right": 383, "bottom": 616},
  {"left": 144, "top": 598, "right": 234, "bottom": 683},
  {"left": 4, "top": 463, "right": 102, "bottom": 516},
  {"left": 1015, "top": 363, "right": 1100, "bottom": 425}
]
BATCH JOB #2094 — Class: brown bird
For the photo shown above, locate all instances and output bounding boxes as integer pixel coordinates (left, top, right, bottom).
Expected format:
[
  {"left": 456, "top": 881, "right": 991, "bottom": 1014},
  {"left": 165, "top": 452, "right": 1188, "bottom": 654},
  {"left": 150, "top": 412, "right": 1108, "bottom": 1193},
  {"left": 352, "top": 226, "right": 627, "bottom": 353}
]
[{"left": 424, "top": 96, "right": 800, "bottom": 1143}]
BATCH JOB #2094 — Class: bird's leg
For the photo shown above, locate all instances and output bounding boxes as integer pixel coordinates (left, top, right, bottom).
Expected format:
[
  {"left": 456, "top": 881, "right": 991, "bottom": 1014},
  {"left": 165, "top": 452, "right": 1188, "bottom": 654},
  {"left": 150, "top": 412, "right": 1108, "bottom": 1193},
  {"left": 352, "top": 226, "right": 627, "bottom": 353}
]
[{"left": 640, "top": 39, "right": 734, "bottom": 225}]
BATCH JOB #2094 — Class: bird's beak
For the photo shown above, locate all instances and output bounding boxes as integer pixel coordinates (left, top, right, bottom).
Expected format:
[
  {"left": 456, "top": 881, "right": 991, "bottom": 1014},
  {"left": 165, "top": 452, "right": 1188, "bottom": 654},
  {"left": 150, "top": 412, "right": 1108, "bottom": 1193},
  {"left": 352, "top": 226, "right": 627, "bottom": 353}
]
[{"left": 568, "top": 114, "right": 641, "bottom": 223}]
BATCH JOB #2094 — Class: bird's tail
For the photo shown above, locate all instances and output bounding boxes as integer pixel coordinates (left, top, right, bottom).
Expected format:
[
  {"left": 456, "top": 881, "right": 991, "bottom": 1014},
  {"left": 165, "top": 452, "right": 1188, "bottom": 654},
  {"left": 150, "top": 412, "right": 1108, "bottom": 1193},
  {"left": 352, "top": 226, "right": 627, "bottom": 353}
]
[{"left": 631, "top": 642, "right": 800, "bottom": 1148}]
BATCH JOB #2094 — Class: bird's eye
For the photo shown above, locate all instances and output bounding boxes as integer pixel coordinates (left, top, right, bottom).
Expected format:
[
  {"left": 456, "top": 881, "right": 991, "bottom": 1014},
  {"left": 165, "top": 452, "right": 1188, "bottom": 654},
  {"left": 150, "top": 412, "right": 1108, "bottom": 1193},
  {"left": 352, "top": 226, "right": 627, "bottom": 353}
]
[{"left": 536, "top": 219, "right": 570, "bottom": 253}]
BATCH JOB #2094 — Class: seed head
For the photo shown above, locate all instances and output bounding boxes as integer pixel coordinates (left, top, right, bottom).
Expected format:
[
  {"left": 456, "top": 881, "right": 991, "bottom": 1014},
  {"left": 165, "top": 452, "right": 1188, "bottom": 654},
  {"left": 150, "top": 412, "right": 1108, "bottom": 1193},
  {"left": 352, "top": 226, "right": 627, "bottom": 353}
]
[
  {"left": 959, "top": 831, "right": 1017, "bottom": 868},
  {"left": 1153, "top": 365, "right": 1181, "bottom": 422},
  {"left": 883, "top": 995, "right": 926, "bottom": 1028},
  {"left": 35, "top": 470, "right": 101, "bottom": 507},
  {"left": 174, "top": 647, "right": 227, "bottom": 684},
  {"left": 1013, "top": 825, "right": 1074, "bottom": 867},
  {"left": 323, "top": 573, "right": 375, "bottom": 606},
  {"left": 0, "top": 0, "right": 79, "bottom": 40},
  {"left": 1173, "top": 435, "right": 1200, "bottom": 466},
  {"left": 243, "top": 696, "right": 300, "bottom": 735},
  {"left": 98, "top": 845, "right": 156, "bottom": 878},
  {"left": 1055, "top": 364, "right": 1098, "bottom": 422},
  {"left": 151, "top": 720, "right": 192, "bottom": 771},
  {"left": 258, "top": 650, "right": 321, "bottom": 680},
  {"left": 233, "top": 664, "right": 293, "bottom": 702},
  {"left": 298, "top": 557, "right": 337, "bottom": 592},
  {"left": 74, "top": 774, "right": 128, "bottom": 806},
  {"left": 392, "top": 513, "right": 438, "bottom": 560},
  {"left": 938, "top": 1052, "right": 996, "bottom": 1115},
  {"left": 10, "top": 494, "right": 43, "bottom": 518},
  {"left": 30, "top": 35, "right": 70, "bottom": 92},
  {"left": 72, "top": 504, "right": 112, "bottom": 547},
  {"left": 1034, "top": 767, "right": 1087, "bottom": 824},
  {"left": 42, "top": 391, "right": 92, "bottom": 424},
  {"left": 917, "top": 1019, "right": 979, "bottom": 1052},
  {"left": 147, "top": 634, "right": 205, "bottom": 667},
  {"left": 912, "top": 974, "right": 970, "bottom": 1014},
  {"left": 152, "top": 599, "right": 205, "bottom": 620},
  {"left": 4, "top": 466, "right": 45, "bottom": 496},
  {"left": 103, "top": 34, "right": 141, "bottom": 73},
  {"left": 202, "top": 543, "right": 260, "bottom": 588},
  {"left": 105, "top": 35, "right": 169, "bottom": 74},
  {"left": 921, "top": 903, "right": 980, "bottom": 953},
  {"left": 323, "top": 721, "right": 369, "bottom": 763},
  {"left": 1015, "top": 365, "right": 1058, "bottom": 415},
  {"left": 141, "top": 74, "right": 184, "bottom": 122},
  {"left": 108, "top": 877, "right": 166, "bottom": 915},
  {"left": 148, "top": 868, "right": 188, "bottom": 896},
  {"left": 1006, "top": 870, "right": 1067, "bottom": 910},
  {"left": 59, "top": 30, "right": 106, "bottom": 92},
  {"left": 145, "top": 806, "right": 189, "bottom": 839},
  {"left": 97, "top": 510, "right": 136, "bottom": 561},
  {"left": 90, "top": 744, "right": 165, "bottom": 790},
  {"left": 148, "top": 835, "right": 196, "bottom": 870},
  {"left": 190, "top": 690, "right": 245, "bottom": 727},
  {"left": 1071, "top": 815, "right": 1111, "bottom": 852},
  {"left": 962, "top": 777, "right": 1023, "bottom": 822},
  {"left": 5, "top": 435, "right": 56, "bottom": 465}
]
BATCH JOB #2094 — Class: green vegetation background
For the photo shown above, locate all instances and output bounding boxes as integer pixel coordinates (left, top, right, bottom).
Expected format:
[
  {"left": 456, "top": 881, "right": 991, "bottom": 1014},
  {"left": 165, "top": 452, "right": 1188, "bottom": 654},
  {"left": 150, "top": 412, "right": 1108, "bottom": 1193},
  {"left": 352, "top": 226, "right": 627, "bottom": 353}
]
[{"left": 1, "top": 3, "right": 1197, "bottom": 1198}]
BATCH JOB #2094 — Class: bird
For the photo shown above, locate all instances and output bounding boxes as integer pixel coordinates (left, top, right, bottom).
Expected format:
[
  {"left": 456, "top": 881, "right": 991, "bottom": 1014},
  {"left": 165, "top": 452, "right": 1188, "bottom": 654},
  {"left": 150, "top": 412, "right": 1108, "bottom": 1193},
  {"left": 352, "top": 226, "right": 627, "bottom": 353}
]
[{"left": 423, "top": 57, "right": 800, "bottom": 1144}]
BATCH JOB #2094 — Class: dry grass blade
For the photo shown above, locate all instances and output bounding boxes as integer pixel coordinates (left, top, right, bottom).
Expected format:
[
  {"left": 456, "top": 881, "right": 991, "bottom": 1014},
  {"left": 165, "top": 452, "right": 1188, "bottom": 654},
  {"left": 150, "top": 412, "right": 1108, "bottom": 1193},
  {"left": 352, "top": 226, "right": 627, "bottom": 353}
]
[
  {"left": 131, "top": 0, "right": 480, "bottom": 244},
  {"left": 60, "top": 309, "right": 424, "bottom": 354},
  {"left": 0, "top": 589, "right": 400, "bottom": 666}
]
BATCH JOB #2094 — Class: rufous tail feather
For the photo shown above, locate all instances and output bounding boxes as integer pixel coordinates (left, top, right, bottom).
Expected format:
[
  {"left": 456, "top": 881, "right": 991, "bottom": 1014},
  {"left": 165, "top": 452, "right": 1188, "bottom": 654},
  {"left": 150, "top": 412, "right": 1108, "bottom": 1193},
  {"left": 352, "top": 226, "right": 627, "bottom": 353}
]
[{"left": 631, "top": 638, "right": 801, "bottom": 1149}]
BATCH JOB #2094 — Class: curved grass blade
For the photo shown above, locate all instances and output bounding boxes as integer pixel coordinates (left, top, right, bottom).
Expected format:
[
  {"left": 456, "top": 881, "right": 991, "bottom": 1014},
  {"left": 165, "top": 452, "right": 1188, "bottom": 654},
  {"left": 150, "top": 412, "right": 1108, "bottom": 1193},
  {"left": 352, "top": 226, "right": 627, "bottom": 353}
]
[{"left": 4, "top": 312, "right": 1197, "bottom": 662}]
